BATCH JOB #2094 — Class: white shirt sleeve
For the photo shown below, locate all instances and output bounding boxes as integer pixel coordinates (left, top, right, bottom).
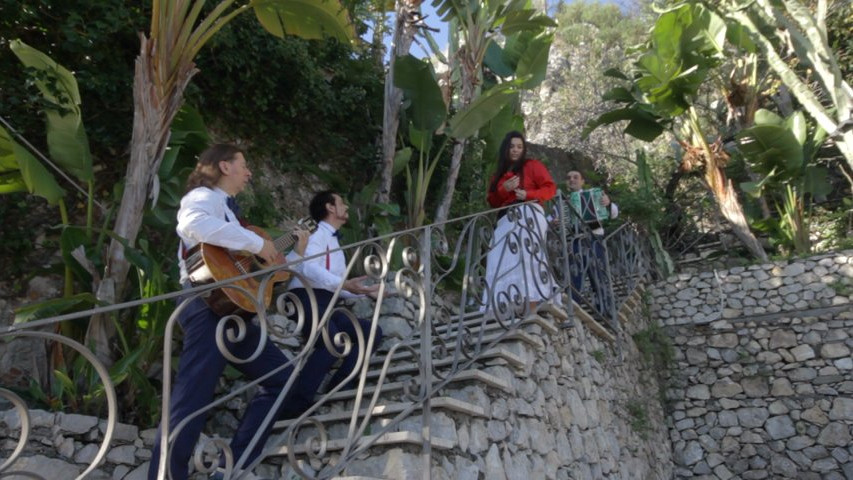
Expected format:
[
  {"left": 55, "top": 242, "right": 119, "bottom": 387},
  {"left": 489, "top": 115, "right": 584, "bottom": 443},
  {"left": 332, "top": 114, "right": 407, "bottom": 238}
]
[
  {"left": 300, "top": 230, "right": 346, "bottom": 293},
  {"left": 610, "top": 201, "right": 619, "bottom": 220},
  {"left": 176, "top": 188, "right": 265, "bottom": 254},
  {"left": 297, "top": 225, "right": 360, "bottom": 298}
]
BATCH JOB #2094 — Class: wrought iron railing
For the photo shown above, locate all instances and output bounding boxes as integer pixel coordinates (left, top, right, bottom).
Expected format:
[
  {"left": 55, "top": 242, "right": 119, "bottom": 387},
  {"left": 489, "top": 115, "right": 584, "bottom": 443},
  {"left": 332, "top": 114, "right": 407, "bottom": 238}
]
[{"left": 0, "top": 199, "right": 650, "bottom": 479}]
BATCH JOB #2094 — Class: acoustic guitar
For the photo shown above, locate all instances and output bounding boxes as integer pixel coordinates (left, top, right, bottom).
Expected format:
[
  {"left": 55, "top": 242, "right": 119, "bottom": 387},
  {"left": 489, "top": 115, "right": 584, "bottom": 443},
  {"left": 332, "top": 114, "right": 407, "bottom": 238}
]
[{"left": 184, "top": 219, "right": 316, "bottom": 315}]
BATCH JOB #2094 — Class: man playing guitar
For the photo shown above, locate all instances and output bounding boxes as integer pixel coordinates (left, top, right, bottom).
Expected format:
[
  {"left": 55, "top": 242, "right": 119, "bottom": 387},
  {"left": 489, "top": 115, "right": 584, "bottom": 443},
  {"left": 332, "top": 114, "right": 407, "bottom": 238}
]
[{"left": 149, "top": 144, "right": 308, "bottom": 480}]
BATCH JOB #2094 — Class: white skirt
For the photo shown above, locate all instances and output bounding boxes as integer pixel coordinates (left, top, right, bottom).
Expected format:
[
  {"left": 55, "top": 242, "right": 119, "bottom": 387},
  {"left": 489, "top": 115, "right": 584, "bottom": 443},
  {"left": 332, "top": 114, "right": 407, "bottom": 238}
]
[{"left": 482, "top": 203, "right": 559, "bottom": 315}]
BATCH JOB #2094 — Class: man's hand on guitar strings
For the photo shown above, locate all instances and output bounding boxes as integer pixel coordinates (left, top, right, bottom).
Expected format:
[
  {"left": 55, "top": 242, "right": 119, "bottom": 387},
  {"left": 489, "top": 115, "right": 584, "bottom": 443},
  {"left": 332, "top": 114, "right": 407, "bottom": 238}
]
[{"left": 258, "top": 239, "right": 279, "bottom": 264}]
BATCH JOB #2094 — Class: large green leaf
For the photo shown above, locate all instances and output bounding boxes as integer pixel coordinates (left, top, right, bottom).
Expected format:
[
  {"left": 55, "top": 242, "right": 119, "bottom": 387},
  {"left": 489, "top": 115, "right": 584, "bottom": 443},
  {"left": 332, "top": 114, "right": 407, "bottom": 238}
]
[
  {"left": 754, "top": 108, "right": 784, "bottom": 126},
  {"left": 9, "top": 39, "right": 81, "bottom": 108},
  {"left": 0, "top": 127, "right": 65, "bottom": 204},
  {"left": 682, "top": 3, "right": 726, "bottom": 57},
  {"left": 737, "top": 125, "right": 804, "bottom": 174},
  {"left": 501, "top": 9, "right": 557, "bottom": 35},
  {"left": 449, "top": 84, "right": 519, "bottom": 139},
  {"left": 11, "top": 40, "right": 93, "bottom": 182},
  {"left": 726, "top": 22, "right": 756, "bottom": 53},
  {"left": 484, "top": 40, "right": 515, "bottom": 77},
  {"left": 501, "top": 31, "right": 536, "bottom": 73},
  {"left": 15, "top": 293, "right": 101, "bottom": 323},
  {"left": 785, "top": 111, "right": 807, "bottom": 146},
  {"left": 0, "top": 172, "right": 27, "bottom": 194},
  {"left": 253, "top": 0, "right": 356, "bottom": 43},
  {"left": 740, "top": 167, "right": 777, "bottom": 198},
  {"left": 515, "top": 33, "right": 553, "bottom": 88},
  {"left": 582, "top": 107, "right": 665, "bottom": 142},
  {"left": 44, "top": 110, "right": 94, "bottom": 182},
  {"left": 602, "top": 86, "right": 635, "bottom": 103},
  {"left": 394, "top": 55, "right": 447, "bottom": 131},
  {"left": 393, "top": 147, "right": 412, "bottom": 177},
  {"left": 802, "top": 166, "right": 832, "bottom": 197}
]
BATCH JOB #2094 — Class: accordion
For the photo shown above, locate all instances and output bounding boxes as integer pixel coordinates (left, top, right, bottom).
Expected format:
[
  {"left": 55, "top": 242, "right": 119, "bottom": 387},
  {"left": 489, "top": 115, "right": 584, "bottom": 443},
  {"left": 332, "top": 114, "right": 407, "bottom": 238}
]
[{"left": 565, "top": 188, "right": 609, "bottom": 224}]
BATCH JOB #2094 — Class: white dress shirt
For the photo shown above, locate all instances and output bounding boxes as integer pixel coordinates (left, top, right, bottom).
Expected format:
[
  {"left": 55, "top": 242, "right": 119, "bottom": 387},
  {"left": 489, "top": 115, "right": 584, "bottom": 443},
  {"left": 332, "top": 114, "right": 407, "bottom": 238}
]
[
  {"left": 175, "top": 186, "right": 265, "bottom": 282},
  {"left": 288, "top": 221, "right": 358, "bottom": 299}
]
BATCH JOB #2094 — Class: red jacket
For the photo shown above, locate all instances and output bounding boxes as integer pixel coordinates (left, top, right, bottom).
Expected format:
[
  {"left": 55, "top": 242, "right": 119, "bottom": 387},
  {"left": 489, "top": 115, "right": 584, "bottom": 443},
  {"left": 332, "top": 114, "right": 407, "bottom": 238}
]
[{"left": 487, "top": 158, "right": 556, "bottom": 208}]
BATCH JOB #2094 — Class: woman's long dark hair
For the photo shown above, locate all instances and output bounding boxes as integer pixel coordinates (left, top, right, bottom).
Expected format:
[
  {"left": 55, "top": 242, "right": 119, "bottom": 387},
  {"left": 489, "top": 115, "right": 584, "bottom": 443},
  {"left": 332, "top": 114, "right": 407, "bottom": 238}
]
[
  {"left": 185, "top": 144, "right": 244, "bottom": 192},
  {"left": 488, "top": 131, "right": 528, "bottom": 193}
]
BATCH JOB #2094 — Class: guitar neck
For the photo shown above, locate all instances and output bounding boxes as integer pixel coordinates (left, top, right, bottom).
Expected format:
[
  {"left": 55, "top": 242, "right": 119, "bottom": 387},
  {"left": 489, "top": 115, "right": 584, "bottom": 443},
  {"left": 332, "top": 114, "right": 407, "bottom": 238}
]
[{"left": 273, "top": 232, "right": 297, "bottom": 254}]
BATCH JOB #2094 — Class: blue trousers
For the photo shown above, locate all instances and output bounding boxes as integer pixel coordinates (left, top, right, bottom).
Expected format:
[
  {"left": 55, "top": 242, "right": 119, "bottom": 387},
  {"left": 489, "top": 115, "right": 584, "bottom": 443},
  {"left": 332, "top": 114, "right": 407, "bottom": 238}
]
[
  {"left": 148, "top": 296, "right": 294, "bottom": 480},
  {"left": 570, "top": 235, "right": 612, "bottom": 317},
  {"left": 284, "top": 288, "right": 382, "bottom": 416}
]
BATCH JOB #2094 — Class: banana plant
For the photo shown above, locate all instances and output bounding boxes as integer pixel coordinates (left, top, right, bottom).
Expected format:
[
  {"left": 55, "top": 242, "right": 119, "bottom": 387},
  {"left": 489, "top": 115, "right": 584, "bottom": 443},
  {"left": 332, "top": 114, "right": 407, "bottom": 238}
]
[
  {"left": 394, "top": 54, "right": 527, "bottom": 227},
  {"left": 583, "top": 2, "right": 769, "bottom": 261},
  {"left": 736, "top": 109, "right": 830, "bottom": 254},
  {"left": 6, "top": 40, "right": 101, "bottom": 296},
  {"left": 706, "top": 0, "right": 853, "bottom": 185},
  {"left": 431, "top": 0, "right": 556, "bottom": 224}
]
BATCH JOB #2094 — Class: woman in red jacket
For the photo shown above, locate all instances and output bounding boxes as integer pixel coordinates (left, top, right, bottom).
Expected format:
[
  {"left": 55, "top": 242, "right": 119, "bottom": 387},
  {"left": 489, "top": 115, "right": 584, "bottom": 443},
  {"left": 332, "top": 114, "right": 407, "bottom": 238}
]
[{"left": 483, "top": 131, "right": 560, "bottom": 318}]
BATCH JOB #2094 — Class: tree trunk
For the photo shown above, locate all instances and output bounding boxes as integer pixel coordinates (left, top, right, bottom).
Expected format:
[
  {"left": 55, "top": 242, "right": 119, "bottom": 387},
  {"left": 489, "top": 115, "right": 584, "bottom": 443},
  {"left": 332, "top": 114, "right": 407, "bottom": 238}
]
[
  {"left": 377, "top": 0, "right": 419, "bottom": 205},
  {"left": 88, "top": 34, "right": 197, "bottom": 362},
  {"left": 706, "top": 166, "right": 768, "bottom": 262},
  {"left": 434, "top": 61, "right": 476, "bottom": 224}
]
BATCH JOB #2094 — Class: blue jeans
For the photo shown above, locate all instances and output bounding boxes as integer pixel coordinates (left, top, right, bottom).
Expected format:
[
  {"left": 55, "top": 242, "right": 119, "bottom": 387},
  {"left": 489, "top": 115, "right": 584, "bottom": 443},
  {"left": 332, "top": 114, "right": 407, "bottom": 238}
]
[
  {"left": 148, "top": 296, "right": 294, "bottom": 480},
  {"left": 570, "top": 235, "right": 612, "bottom": 317}
]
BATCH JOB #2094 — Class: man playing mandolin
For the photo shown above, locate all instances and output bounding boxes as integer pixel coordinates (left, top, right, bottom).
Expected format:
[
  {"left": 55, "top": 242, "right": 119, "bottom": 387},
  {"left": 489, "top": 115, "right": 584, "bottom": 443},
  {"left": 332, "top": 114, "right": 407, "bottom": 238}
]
[{"left": 149, "top": 144, "right": 309, "bottom": 480}]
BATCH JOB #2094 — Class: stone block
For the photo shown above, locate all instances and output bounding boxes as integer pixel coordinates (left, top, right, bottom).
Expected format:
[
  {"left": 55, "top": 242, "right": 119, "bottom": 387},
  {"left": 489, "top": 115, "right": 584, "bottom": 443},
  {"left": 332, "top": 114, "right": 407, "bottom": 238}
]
[
  {"left": 57, "top": 413, "right": 99, "bottom": 435},
  {"left": 765, "top": 415, "right": 796, "bottom": 440},
  {"left": 820, "top": 342, "right": 851, "bottom": 359},
  {"left": 828, "top": 398, "right": 853, "bottom": 421},
  {"left": 817, "top": 423, "right": 852, "bottom": 447},
  {"left": 737, "top": 408, "right": 769, "bottom": 428},
  {"left": 789, "top": 344, "right": 816, "bottom": 361}
]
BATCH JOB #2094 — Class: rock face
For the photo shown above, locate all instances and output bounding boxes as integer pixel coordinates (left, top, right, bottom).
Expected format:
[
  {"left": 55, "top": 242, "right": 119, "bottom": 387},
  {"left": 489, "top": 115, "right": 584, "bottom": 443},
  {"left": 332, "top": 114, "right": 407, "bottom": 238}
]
[{"left": 650, "top": 251, "right": 853, "bottom": 479}]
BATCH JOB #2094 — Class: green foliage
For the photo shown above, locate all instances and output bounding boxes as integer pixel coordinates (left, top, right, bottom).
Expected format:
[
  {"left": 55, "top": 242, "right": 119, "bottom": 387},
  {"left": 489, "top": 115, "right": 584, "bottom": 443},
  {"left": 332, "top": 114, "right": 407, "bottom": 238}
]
[
  {"left": 252, "top": 0, "right": 356, "bottom": 42},
  {"left": 633, "top": 321, "right": 674, "bottom": 370},
  {"left": 583, "top": 2, "right": 733, "bottom": 141},
  {"left": 591, "top": 349, "right": 606, "bottom": 363},
  {"left": 190, "top": 15, "right": 383, "bottom": 181},
  {"left": 0, "top": 126, "right": 65, "bottom": 204},
  {"left": 0, "top": 0, "right": 147, "bottom": 165},
  {"left": 735, "top": 109, "right": 832, "bottom": 255},
  {"left": 625, "top": 399, "right": 650, "bottom": 439},
  {"left": 394, "top": 55, "right": 447, "bottom": 132}
]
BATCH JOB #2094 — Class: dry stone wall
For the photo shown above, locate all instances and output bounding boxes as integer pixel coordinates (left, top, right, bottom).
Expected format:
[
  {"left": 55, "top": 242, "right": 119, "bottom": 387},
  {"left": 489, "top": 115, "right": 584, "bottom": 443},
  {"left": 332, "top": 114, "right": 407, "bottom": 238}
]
[
  {"left": 1, "top": 298, "right": 675, "bottom": 479},
  {"left": 649, "top": 251, "right": 853, "bottom": 480}
]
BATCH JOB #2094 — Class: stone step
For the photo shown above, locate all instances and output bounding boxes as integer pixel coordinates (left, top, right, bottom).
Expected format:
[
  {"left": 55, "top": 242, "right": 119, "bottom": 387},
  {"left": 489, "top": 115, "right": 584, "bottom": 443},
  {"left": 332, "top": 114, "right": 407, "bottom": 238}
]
[
  {"left": 618, "top": 284, "right": 645, "bottom": 325},
  {"left": 318, "top": 362, "right": 515, "bottom": 408},
  {"left": 381, "top": 310, "right": 558, "bottom": 351},
  {"left": 571, "top": 300, "right": 617, "bottom": 342},
  {"left": 324, "top": 344, "right": 526, "bottom": 410},
  {"left": 273, "top": 395, "right": 486, "bottom": 431},
  {"left": 266, "top": 430, "right": 454, "bottom": 456},
  {"left": 368, "top": 320, "right": 547, "bottom": 372}
]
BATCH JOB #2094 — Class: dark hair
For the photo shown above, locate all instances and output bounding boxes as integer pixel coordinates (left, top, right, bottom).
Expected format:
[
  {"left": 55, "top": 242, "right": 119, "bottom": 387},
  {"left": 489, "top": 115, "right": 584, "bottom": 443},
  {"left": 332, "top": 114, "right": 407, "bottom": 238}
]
[
  {"left": 185, "top": 144, "right": 244, "bottom": 192},
  {"left": 309, "top": 190, "right": 337, "bottom": 222},
  {"left": 488, "top": 131, "right": 527, "bottom": 193}
]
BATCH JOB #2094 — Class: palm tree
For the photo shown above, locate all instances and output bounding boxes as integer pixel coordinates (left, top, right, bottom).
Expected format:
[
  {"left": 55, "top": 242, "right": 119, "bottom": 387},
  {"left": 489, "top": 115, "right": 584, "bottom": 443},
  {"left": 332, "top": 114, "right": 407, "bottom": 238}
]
[{"left": 92, "top": 0, "right": 354, "bottom": 360}]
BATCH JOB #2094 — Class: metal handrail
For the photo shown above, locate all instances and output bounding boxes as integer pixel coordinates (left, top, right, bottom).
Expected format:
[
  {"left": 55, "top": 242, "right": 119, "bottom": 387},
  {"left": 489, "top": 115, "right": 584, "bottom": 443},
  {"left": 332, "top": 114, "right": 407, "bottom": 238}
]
[{"left": 0, "top": 197, "right": 651, "bottom": 479}]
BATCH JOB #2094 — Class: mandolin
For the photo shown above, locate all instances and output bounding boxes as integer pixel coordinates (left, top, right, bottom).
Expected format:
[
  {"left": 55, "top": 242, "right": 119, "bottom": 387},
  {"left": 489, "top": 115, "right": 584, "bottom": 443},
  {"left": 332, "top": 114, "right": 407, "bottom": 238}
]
[{"left": 184, "top": 218, "right": 316, "bottom": 315}]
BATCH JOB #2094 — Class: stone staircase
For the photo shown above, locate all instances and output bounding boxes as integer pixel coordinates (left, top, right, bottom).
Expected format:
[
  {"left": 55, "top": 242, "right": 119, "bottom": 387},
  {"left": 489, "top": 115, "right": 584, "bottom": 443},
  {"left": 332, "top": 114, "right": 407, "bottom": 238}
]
[
  {"left": 251, "top": 282, "right": 648, "bottom": 479},
  {"left": 257, "top": 309, "right": 561, "bottom": 479}
]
